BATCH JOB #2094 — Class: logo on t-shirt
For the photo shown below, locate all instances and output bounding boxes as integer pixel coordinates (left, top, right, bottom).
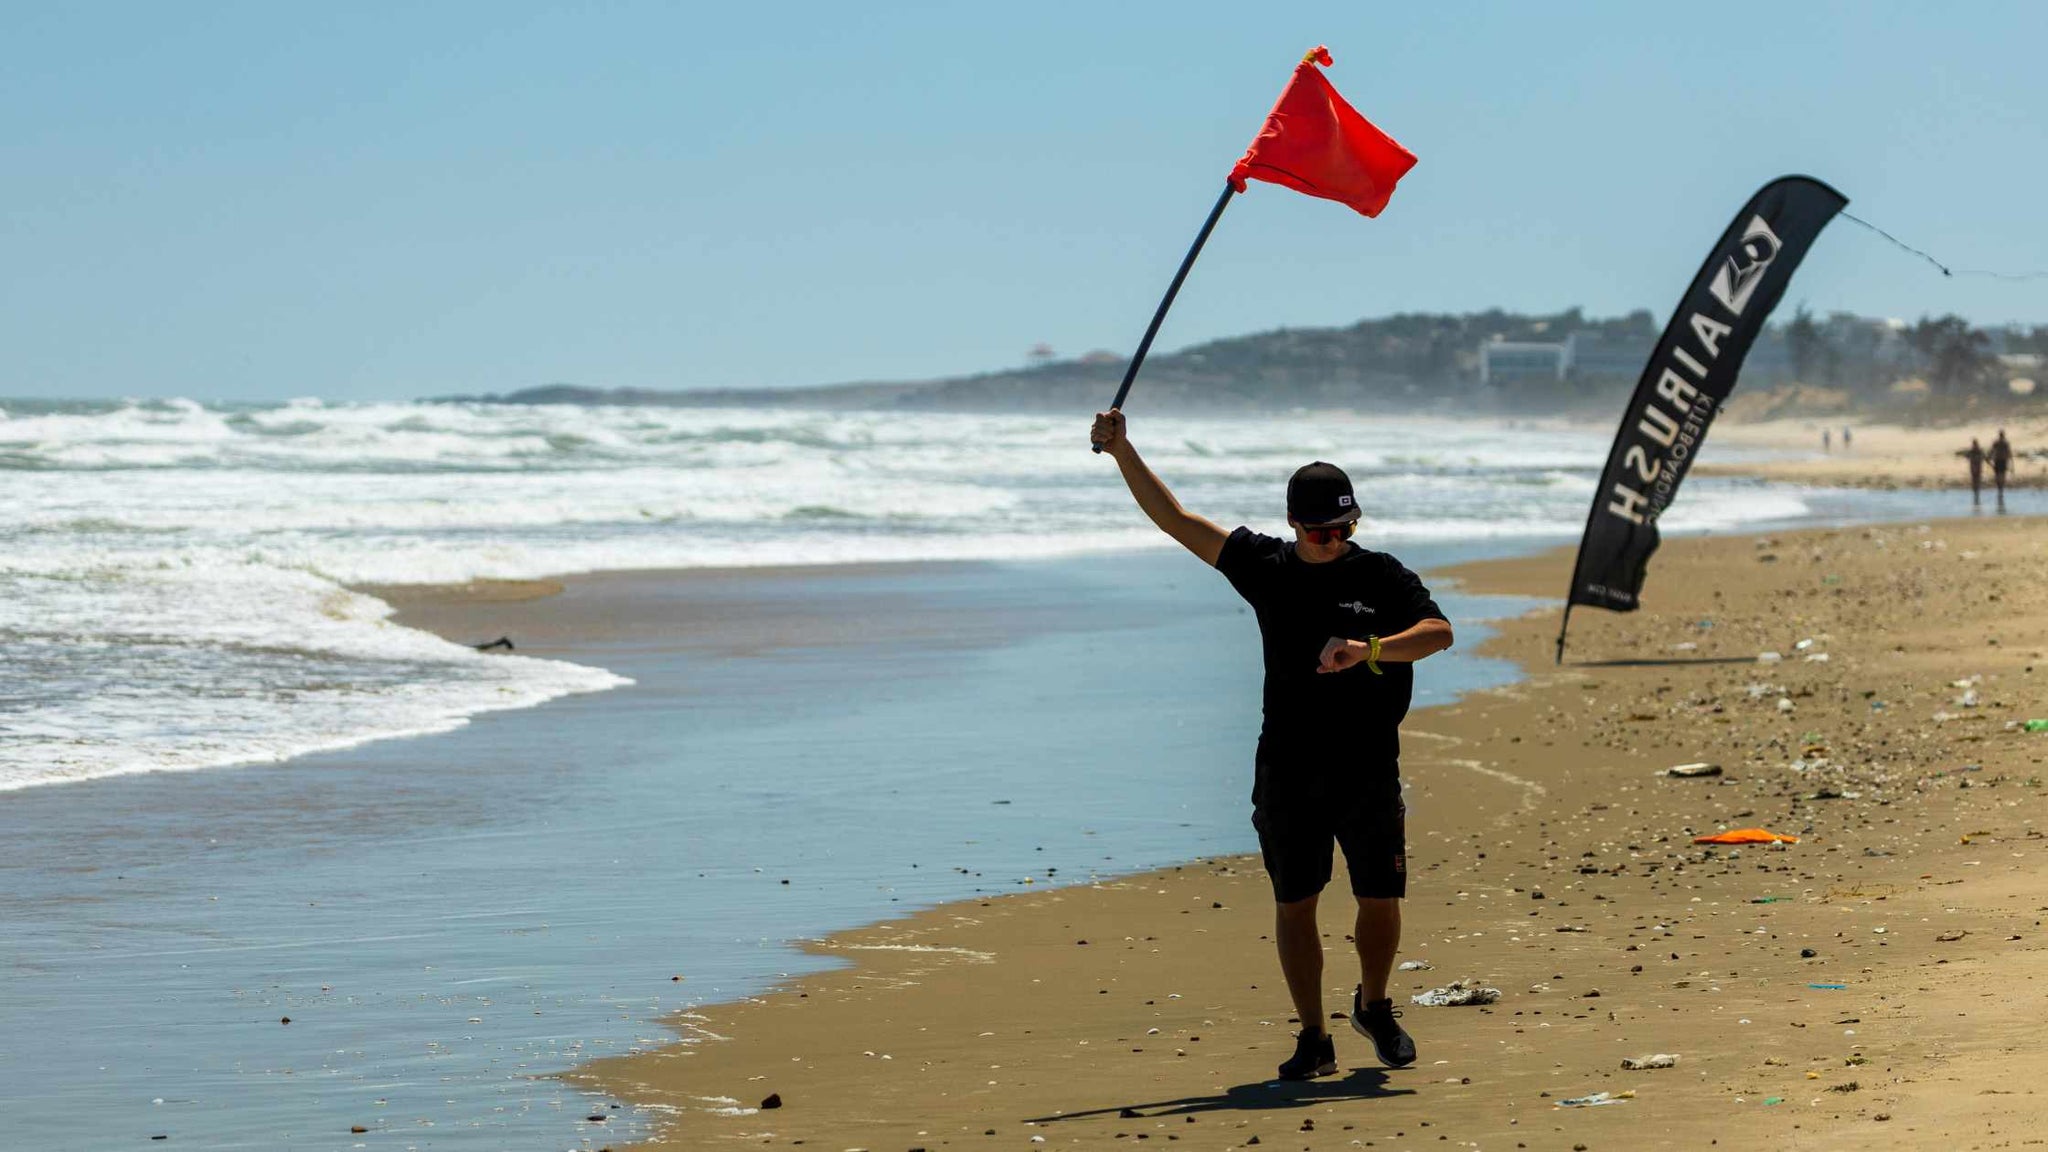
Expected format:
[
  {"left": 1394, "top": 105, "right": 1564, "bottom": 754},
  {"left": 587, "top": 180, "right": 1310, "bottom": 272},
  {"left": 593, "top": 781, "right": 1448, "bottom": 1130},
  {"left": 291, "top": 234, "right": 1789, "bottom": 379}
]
[{"left": 1338, "top": 601, "right": 1375, "bottom": 615}]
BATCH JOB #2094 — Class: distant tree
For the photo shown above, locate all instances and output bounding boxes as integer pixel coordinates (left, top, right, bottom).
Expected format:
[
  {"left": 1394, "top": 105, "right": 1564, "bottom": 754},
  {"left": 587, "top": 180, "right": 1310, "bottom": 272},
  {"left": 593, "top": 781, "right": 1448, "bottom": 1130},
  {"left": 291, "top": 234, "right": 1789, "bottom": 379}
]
[
  {"left": 1785, "top": 305, "right": 1822, "bottom": 383},
  {"left": 1419, "top": 326, "right": 1460, "bottom": 380},
  {"left": 1822, "top": 312, "right": 1893, "bottom": 390},
  {"left": 1906, "top": 315, "right": 1991, "bottom": 396}
]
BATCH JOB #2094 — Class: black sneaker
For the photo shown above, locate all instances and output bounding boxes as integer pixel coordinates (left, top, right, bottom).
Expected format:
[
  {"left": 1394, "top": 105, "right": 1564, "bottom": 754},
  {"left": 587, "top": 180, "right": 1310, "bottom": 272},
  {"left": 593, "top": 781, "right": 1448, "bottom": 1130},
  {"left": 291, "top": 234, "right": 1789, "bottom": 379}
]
[
  {"left": 1350, "top": 987, "right": 1416, "bottom": 1068},
  {"left": 1276, "top": 1028, "right": 1337, "bottom": 1081}
]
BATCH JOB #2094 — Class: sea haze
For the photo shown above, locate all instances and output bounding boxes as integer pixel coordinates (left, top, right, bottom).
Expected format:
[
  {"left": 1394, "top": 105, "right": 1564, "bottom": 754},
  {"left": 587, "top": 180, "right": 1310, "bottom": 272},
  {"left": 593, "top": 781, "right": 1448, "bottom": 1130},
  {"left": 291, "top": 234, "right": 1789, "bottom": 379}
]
[{"left": 4, "top": 396, "right": 1814, "bottom": 789}]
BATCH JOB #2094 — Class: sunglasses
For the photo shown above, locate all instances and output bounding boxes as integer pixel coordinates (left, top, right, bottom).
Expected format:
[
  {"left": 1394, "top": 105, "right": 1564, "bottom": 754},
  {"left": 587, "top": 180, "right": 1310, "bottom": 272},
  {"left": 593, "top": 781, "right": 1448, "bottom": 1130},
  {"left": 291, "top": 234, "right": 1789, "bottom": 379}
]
[{"left": 1302, "top": 522, "right": 1355, "bottom": 545}]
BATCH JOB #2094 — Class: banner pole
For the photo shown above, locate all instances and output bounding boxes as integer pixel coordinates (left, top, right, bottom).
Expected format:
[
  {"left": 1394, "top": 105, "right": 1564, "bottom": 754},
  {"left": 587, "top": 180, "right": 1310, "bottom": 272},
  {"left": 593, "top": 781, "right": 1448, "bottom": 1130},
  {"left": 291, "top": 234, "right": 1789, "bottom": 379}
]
[
  {"left": 1554, "top": 603, "right": 1572, "bottom": 665},
  {"left": 1092, "top": 180, "right": 1239, "bottom": 451}
]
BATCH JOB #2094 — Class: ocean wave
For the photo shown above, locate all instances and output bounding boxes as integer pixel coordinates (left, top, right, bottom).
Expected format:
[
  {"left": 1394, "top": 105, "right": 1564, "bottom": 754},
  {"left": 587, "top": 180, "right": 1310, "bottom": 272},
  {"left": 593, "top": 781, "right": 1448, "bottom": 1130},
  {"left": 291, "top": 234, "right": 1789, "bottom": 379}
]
[
  {"left": 0, "top": 562, "right": 626, "bottom": 791},
  {"left": 0, "top": 399, "right": 1829, "bottom": 790}
]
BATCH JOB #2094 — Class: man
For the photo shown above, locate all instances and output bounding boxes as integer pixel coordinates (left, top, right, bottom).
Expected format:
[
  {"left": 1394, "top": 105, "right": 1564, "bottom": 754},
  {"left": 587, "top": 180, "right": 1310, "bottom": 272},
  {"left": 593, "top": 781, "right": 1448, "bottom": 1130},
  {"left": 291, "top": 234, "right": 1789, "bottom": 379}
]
[
  {"left": 1091, "top": 407, "right": 1454, "bottom": 1080},
  {"left": 1960, "top": 438, "right": 1986, "bottom": 504},
  {"left": 1991, "top": 429, "right": 2013, "bottom": 504}
]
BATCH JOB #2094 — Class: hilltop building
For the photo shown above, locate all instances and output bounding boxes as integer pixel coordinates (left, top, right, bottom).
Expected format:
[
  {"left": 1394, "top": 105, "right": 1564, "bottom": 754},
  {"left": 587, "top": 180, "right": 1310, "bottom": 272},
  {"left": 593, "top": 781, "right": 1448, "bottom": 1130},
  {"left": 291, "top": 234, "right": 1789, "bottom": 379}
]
[
  {"left": 1478, "top": 331, "right": 1653, "bottom": 386},
  {"left": 1477, "top": 339, "right": 1569, "bottom": 385}
]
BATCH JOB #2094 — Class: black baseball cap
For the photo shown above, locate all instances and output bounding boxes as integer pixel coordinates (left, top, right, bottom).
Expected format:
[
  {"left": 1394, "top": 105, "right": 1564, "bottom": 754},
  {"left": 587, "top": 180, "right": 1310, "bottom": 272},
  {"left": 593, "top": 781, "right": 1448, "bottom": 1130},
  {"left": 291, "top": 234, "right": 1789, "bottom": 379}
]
[{"left": 1286, "top": 461, "right": 1360, "bottom": 526}]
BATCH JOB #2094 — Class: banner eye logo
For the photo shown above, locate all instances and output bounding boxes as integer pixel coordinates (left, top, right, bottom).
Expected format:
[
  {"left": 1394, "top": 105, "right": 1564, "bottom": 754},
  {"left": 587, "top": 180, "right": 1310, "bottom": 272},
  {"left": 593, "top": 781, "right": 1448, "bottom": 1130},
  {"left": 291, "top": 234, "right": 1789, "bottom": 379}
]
[{"left": 1708, "top": 214, "right": 1782, "bottom": 316}]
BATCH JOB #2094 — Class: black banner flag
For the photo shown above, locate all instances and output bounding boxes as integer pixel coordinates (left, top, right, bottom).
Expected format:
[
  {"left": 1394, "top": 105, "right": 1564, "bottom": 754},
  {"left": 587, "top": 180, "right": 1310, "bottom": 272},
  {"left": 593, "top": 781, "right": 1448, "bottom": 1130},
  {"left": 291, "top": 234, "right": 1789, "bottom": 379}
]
[{"left": 1558, "top": 176, "right": 1847, "bottom": 659}]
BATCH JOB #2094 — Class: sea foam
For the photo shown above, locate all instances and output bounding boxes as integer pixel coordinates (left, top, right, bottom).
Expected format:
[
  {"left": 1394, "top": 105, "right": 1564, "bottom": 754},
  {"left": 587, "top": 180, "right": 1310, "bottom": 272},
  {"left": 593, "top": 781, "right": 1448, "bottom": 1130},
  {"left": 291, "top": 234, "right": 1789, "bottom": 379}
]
[{"left": 0, "top": 399, "right": 1802, "bottom": 788}]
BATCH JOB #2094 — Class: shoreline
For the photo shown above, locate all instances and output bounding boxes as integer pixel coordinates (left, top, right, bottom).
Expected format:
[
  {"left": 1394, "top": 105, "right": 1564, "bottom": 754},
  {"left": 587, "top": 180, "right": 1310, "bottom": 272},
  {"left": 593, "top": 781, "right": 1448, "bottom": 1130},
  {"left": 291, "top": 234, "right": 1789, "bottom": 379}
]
[
  {"left": 368, "top": 559, "right": 999, "bottom": 638},
  {"left": 566, "top": 515, "right": 2048, "bottom": 1149},
  {"left": 352, "top": 414, "right": 2044, "bottom": 647},
  {"left": 11, "top": 401, "right": 2040, "bottom": 1148},
  {"left": 5, "top": 548, "right": 1302, "bottom": 1151}
]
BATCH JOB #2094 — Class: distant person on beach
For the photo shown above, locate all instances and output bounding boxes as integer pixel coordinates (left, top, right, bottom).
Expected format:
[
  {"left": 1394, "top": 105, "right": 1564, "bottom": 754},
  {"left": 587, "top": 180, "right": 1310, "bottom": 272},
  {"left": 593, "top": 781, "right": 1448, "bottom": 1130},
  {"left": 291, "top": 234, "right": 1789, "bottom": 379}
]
[
  {"left": 1842, "top": 426, "right": 1852, "bottom": 451},
  {"left": 1959, "top": 438, "right": 1986, "bottom": 503},
  {"left": 1991, "top": 429, "right": 2013, "bottom": 503},
  {"left": 1822, "top": 429, "right": 1831, "bottom": 453},
  {"left": 1091, "top": 407, "right": 1454, "bottom": 1080}
]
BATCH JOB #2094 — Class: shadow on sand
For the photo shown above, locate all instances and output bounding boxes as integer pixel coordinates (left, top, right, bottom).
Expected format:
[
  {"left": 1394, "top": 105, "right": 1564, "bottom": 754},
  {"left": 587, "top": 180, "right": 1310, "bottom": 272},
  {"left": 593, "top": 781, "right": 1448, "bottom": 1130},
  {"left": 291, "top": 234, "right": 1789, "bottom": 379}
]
[{"left": 1022, "top": 1066, "right": 1412, "bottom": 1124}]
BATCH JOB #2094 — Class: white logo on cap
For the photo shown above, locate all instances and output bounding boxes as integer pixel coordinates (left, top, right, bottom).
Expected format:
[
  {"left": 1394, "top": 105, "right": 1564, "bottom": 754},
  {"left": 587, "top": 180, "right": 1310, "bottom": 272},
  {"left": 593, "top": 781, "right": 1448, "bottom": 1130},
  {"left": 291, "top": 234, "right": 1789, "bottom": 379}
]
[{"left": 1337, "top": 495, "right": 1354, "bottom": 507}]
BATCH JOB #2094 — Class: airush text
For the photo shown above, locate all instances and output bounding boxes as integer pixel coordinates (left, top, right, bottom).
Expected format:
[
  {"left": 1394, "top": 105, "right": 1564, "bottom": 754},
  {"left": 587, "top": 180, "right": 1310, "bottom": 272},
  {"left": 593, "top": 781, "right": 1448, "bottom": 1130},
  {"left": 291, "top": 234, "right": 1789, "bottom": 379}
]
[
  {"left": 1565, "top": 177, "right": 1848, "bottom": 617},
  {"left": 1604, "top": 212, "right": 1785, "bottom": 531}
]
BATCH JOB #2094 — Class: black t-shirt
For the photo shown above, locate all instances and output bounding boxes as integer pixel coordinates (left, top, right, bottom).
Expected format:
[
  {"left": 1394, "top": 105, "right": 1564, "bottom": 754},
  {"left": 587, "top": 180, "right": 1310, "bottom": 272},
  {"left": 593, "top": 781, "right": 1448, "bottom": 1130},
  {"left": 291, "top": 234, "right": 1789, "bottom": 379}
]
[{"left": 1215, "top": 527, "right": 1446, "bottom": 772}]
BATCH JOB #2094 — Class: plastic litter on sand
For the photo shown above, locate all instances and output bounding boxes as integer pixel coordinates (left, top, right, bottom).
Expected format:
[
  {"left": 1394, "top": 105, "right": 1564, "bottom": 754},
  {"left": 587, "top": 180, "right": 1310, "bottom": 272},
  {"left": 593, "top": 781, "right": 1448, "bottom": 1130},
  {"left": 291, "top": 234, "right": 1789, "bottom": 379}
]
[
  {"left": 1621, "top": 1054, "right": 1680, "bottom": 1070},
  {"left": 1693, "top": 828, "right": 1799, "bottom": 845},
  {"left": 1556, "top": 1090, "right": 1635, "bottom": 1108},
  {"left": 1411, "top": 981, "right": 1501, "bottom": 1007}
]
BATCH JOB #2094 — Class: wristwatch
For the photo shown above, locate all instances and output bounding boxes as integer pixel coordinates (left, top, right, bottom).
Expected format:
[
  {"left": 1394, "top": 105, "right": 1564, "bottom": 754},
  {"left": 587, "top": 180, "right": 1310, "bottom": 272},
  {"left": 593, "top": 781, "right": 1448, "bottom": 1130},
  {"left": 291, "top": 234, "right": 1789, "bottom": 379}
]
[{"left": 1365, "top": 634, "right": 1383, "bottom": 675}]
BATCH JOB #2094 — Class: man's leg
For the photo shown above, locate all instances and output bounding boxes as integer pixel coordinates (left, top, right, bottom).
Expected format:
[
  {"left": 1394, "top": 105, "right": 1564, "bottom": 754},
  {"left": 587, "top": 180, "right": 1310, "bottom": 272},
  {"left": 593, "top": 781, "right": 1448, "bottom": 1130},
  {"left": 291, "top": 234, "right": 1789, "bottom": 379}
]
[
  {"left": 1354, "top": 896, "right": 1401, "bottom": 1002},
  {"left": 1275, "top": 894, "right": 1325, "bottom": 1031},
  {"left": 1328, "top": 779, "right": 1418, "bottom": 1067}
]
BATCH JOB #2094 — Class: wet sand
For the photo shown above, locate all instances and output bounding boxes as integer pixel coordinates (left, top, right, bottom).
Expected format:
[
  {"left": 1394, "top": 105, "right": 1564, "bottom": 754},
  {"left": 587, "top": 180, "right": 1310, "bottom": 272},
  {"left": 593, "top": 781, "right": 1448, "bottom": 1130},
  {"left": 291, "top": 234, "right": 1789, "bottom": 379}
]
[
  {"left": 7, "top": 552, "right": 1317, "bottom": 1150},
  {"left": 569, "top": 516, "right": 2048, "bottom": 1150}
]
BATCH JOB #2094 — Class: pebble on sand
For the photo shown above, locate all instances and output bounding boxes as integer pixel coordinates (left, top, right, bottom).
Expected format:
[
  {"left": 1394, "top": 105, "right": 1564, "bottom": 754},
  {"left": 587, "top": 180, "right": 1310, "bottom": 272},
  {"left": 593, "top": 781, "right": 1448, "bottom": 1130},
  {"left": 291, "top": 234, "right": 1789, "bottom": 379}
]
[{"left": 760, "top": 1092, "right": 782, "bottom": 1109}]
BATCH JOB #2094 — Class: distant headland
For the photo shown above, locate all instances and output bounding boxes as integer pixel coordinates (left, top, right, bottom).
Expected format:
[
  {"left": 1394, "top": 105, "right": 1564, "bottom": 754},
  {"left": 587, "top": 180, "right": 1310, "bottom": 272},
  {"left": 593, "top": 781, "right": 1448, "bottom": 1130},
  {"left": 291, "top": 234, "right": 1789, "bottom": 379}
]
[{"left": 441, "top": 308, "right": 2046, "bottom": 421}]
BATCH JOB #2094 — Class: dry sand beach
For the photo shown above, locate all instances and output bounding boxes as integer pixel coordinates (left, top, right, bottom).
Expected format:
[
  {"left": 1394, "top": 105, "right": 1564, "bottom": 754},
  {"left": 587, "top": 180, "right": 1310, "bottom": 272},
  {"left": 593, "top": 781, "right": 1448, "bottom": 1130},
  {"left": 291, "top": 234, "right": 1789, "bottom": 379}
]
[
  {"left": 563, "top": 515, "right": 2048, "bottom": 1151},
  {"left": 1708, "top": 417, "right": 2048, "bottom": 491}
]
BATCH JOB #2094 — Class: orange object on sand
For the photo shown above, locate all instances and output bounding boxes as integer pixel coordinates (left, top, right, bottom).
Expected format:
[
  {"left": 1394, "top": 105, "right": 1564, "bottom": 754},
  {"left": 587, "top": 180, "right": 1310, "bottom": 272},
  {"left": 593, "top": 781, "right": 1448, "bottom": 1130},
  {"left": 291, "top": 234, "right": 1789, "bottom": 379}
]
[{"left": 1692, "top": 828, "right": 1800, "bottom": 845}]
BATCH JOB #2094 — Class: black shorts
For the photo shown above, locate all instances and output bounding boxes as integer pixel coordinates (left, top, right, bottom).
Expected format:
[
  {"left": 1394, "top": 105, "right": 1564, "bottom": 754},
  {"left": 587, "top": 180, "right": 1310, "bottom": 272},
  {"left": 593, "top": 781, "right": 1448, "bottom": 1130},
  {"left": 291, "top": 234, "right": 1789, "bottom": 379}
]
[{"left": 1251, "top": 764, "right": 1406, "bottom": 904}]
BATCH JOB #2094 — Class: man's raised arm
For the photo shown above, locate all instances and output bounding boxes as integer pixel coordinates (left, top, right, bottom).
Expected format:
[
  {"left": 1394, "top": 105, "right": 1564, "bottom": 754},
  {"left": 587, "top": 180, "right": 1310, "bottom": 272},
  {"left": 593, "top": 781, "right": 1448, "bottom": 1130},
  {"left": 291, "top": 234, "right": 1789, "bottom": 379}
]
[{"left": 1091, "top": 408, "right": 1228, "bottom": 566}]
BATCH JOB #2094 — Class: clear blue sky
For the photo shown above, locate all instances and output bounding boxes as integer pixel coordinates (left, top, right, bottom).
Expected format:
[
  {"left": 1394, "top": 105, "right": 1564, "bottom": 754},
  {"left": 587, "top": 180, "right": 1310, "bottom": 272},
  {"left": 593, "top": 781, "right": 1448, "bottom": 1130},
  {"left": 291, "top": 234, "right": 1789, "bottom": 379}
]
[{"left": 4, "top": 1, "right": 2046, "bottom": 401}]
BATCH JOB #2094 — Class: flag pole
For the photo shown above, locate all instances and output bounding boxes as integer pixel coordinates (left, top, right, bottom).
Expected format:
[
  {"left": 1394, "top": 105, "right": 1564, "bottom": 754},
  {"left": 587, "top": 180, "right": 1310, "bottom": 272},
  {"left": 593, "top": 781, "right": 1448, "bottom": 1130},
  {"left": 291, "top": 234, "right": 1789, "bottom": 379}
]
[
  {"left": 1092, "top": 180, "right": 1239, "bottom": 450},
  {"left": 1554, "top": 603, "right": 1572, "bottom": 665}
]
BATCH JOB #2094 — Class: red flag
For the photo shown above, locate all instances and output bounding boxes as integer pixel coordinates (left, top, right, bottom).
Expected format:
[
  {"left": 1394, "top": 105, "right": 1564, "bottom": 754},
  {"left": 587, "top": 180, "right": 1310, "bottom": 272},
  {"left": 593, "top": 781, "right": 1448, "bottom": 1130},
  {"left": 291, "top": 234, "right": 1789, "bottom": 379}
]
[{"left": 1228, "top": 46, "right": 1416, "bottom": 218}]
